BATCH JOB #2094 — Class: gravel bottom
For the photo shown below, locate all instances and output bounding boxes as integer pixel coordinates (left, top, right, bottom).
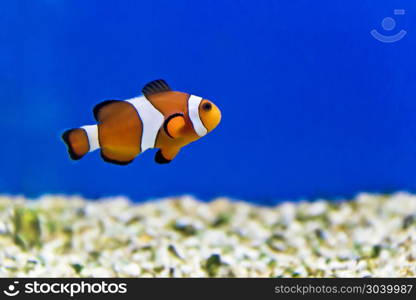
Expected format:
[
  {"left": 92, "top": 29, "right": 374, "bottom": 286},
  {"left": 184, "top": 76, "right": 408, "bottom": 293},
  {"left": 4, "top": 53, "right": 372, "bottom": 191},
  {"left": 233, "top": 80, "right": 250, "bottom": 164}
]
[{"left": 0, "top": 193, "right": 415, "bottom": 277}]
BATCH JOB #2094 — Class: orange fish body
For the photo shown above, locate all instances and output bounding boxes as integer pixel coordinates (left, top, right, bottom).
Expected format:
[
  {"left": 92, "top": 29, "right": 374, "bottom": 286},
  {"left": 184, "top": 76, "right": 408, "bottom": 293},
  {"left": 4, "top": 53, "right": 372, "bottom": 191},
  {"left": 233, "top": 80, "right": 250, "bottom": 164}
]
[{"left": 62, "top": 80, "right": 221, "bottom": 165}]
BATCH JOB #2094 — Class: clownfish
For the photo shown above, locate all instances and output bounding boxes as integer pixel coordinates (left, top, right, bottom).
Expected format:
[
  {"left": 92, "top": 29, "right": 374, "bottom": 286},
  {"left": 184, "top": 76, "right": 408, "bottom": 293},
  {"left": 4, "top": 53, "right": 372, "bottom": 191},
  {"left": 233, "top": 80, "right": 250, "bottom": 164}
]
[{"left": 62, "top": 79, "right": 221, "bottom": 165}]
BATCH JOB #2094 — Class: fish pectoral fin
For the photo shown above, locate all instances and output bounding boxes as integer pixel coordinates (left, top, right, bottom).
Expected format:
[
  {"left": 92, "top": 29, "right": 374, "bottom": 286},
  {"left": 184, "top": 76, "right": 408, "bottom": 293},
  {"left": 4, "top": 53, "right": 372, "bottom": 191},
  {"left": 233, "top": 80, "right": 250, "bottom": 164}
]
[
  {"left": 142, "top": 79, "right": 171, "bottom": 97},
  {"left": 154, "top": 147, "right": 181, "bottom": 164},
  {"left": 163, "top": 114, "right": 186, "bottom": 139}
]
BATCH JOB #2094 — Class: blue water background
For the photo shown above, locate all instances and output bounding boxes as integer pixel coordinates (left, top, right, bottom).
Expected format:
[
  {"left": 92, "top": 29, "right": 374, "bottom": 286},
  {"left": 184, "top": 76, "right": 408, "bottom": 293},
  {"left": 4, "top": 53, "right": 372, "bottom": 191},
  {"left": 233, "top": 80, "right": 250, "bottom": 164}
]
[{"left": 1, "top": 1, "right": 416, "bottom": 204}]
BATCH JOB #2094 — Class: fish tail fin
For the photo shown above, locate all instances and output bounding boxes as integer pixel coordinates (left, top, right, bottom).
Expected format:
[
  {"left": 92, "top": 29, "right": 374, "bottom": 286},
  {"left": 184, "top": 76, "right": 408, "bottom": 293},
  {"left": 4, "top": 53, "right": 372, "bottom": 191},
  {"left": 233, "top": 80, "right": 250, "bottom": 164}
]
[{"left": 62, "top": 125, "right": 99, "bottom": 160}]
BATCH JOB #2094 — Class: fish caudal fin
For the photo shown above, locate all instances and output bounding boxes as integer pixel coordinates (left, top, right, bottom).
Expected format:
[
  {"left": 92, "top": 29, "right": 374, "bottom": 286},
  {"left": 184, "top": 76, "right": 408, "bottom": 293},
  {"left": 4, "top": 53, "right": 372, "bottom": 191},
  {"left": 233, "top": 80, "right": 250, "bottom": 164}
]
[{"left": 62, "top": 125, "right": 100, "bottom": 160}]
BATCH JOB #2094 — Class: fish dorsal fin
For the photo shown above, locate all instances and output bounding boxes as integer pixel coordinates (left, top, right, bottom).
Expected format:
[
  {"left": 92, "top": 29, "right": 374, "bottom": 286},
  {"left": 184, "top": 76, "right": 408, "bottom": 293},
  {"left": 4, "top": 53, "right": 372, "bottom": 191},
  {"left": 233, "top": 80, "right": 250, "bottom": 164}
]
[
  {"left": 93, "top": 99, "right": 122, "bottom": 122},
  {"left": 163, "top": 113, "right": 186, "bottom": 138},
  {"left": 142, "top": 79, "right": 171, "bottom": 97}
]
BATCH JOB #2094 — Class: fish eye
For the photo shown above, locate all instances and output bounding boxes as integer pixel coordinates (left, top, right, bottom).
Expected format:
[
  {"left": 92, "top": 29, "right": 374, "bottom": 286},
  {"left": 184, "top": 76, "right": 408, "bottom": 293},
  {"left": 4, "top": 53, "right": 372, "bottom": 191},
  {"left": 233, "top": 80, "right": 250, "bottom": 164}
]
[{"left": 202, "top": 102, "right": 212, "bottom": 112}]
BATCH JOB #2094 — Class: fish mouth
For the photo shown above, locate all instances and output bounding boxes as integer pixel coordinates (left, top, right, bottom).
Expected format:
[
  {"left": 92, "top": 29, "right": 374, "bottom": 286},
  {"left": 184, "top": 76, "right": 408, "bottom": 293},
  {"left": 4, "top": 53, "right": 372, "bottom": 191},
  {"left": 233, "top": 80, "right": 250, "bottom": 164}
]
[{"left": 206, "top": 104, "right": 221, "bottom": 132}]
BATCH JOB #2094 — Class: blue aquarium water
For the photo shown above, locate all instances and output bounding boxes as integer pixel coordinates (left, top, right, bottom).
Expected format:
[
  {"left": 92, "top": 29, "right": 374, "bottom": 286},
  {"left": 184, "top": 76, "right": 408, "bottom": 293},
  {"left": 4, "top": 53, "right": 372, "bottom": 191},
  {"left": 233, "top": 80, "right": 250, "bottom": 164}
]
[{"left": 1, "top": 1, "right": 415, "bottom": 204}]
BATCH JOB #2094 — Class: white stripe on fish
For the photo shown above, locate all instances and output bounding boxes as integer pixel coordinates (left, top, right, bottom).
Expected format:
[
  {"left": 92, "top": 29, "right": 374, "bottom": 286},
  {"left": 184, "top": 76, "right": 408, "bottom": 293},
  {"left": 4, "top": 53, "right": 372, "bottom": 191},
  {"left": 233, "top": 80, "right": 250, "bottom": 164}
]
[
  {"left": 188, "top": 95, "right": 207, "bottom": 137},
  {"left": 126, "top": 96, "right": 165, "bottom": 152},
  {"left": 81, "top": 124, "right": 100, "bottom": 152}
]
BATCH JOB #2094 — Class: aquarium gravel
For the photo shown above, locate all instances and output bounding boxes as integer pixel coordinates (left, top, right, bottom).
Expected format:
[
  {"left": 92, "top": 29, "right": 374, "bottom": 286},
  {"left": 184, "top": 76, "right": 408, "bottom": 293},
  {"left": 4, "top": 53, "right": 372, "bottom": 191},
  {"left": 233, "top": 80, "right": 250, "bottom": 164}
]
[{"left": 0, "top": 193, "right": 415, "bottom": 277}]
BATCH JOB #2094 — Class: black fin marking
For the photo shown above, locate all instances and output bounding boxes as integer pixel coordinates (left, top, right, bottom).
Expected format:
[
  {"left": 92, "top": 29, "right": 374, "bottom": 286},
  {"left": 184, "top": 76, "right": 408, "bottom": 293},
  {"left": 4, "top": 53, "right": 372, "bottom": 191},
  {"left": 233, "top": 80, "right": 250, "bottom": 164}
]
[
  {"left": 61, "top": 129, "right": 84, "bottom": 160},
  {"left": 163, "top": 113, "right": 184, "bottom": 139},
  {"left": 142, "top": 79, "right": 171, "bottom": 97},
  {"left": 100, "top": 151, "right": 134, "bottom": 166},
  {"left": 154, "top": 149, "right": 172, "bottom": 164},
  {"left": 93, "top": 100, "right": 120, "bottom": 121}
]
